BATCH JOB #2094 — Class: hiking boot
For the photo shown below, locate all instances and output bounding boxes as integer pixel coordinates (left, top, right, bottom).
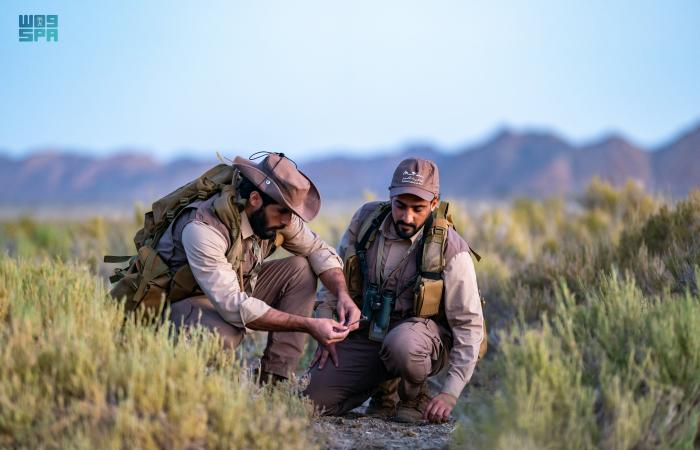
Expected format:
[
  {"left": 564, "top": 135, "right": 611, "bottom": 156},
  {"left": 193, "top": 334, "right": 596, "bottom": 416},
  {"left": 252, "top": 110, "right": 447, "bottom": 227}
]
[
  {"left": 365, "top": 378, "right": 399, "bottom": 417},
  {"left": 365, "top": 396, "right": 398, "bottom": 418},
  {"left": 394, "top": 391, "right": 431, "bottom": 423}
]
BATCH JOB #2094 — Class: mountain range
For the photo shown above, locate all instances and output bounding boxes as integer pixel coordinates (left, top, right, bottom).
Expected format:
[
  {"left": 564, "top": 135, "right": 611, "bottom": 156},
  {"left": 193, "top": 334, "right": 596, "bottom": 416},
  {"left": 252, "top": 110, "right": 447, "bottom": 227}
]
[{"left": 1, "top": 122, "right": 698, "bottom": 208}]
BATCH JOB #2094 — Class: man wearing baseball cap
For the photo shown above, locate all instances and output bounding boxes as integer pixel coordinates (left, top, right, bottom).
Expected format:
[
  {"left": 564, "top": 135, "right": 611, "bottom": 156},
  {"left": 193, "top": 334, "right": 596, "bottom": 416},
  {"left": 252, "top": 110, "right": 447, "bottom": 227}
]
[
  {"left": 158, "top": 152, "right": 361, "bottom": 383},
  {"left": 304, "top": 157, "right": 484, "bottom": 423}
]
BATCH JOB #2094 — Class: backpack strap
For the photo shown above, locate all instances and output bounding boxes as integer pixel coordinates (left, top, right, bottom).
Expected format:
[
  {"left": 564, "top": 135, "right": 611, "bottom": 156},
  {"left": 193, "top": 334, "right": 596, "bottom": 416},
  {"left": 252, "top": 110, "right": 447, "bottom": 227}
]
[
  {"left": 227, "top": 232, "right": 245, "bottom": 284},
  {"left": 417, "top": 201, "right": 481, "bottom": 274},
  {"left": 103, "top": 255, "right": 133, "bottom": 263},
  {"left": 469, "top": 246, "right": 482, "bottom": 262},
  {"left": 213, "top": 184, "right": 246, "bottom": 282},
  {"left": 412, "top": 201, "right": 451, "bottom": 318},
  {"left": 355, "top": 202, "right": 392, "bottom": 284},
  {"left": 418, "top": 201, "right": 451, "bottom": 278},
  {"left": 356, "top": 202, "right": 391, "bottom": 252}
]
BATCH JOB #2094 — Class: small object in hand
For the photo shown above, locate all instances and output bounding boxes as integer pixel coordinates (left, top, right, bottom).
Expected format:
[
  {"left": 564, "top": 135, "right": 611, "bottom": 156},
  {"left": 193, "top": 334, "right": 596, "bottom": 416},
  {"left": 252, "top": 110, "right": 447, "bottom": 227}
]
[{"left": 344, "top": 315, "right": 369, "bottom": 327}]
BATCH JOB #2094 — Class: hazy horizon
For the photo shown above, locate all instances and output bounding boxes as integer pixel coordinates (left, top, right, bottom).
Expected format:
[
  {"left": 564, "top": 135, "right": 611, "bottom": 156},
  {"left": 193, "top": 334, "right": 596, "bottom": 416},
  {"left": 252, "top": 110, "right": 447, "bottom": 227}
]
[{"left": 1, "top": 117, "right": 698, "bottom": 165}]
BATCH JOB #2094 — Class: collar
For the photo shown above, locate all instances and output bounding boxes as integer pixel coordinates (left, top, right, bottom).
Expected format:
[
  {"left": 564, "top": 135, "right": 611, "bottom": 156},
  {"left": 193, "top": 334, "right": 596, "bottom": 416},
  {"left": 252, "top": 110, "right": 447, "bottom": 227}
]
[
  {"left": 240, "top": 210, "right": 255, "bottom": 240},
  {"left": 379, "top": 213, "right": 424, "bottom": 244}
]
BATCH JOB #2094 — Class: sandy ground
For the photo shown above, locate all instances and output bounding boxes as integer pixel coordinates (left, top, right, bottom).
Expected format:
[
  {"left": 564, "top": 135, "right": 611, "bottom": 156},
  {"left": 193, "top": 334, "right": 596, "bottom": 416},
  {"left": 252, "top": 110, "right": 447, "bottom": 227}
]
[
  {"left": 243, "top": 332, "right": 482, "bottom": 449},
  {"left": 312, "top": 404, "right": 456, "bottom": 450},
  {"left": 305, "top": 366, "right": 490, "bottom": 449}
]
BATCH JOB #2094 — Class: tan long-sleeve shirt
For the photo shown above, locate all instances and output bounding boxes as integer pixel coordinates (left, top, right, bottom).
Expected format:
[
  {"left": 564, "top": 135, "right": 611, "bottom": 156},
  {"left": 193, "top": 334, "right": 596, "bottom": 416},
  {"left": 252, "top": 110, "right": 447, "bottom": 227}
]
[{"left": 182, "top": 211, "right": 342, "bottom": 328}]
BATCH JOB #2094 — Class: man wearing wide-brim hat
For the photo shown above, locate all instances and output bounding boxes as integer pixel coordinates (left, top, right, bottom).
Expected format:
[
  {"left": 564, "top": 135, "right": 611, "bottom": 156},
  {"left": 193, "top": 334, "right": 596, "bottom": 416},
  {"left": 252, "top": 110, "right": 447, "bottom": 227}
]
[{"left": 158, "top": 152, "right": 361, "bottom": 382}]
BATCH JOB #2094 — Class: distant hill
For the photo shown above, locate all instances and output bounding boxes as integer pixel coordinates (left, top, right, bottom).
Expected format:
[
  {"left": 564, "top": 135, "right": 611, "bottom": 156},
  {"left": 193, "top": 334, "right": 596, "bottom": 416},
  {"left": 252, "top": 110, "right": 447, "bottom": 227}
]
[
  {"left": 652, "top": 124, "right": 700, "bottom": 197},
  {"left": 1, "top": 122, "right": 698, "bottom": 207}
]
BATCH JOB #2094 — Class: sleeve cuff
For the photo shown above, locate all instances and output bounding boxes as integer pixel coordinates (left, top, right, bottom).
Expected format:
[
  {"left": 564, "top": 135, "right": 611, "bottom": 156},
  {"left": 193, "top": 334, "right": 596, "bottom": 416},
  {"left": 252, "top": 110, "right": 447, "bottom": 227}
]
[
  {"left": 309, "top": 250, "right": 342, "bottom": 275},
  {"left": 238, "top": 297, "right": 271, "bottom": 327},
  {"left": 441, "top": 372, "right": 467, "bottom": 399}
]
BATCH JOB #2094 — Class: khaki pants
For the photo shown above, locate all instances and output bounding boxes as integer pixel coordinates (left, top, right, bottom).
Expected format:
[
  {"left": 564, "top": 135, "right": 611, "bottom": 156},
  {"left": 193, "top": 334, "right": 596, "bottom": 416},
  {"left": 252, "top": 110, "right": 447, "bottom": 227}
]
[
  {"left": 304, "top": 318, "right": 448, "bottom": 415},
  {"left": 169, "top": 256, "right": 317, "bottom": 378}
]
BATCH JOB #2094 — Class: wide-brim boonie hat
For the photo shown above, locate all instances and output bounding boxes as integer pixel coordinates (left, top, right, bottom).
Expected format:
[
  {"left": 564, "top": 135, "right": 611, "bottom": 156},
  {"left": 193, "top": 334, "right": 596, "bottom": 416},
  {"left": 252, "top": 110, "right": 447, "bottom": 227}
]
[{"left": 233, "top": 153, "right": 321, "bottom": 222}]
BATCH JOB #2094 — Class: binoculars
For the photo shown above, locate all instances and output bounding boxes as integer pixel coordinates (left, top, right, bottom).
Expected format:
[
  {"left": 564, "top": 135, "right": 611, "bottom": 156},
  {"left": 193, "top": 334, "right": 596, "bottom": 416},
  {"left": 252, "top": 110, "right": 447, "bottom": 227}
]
[{"left": 361, "top": 283, "right": 394, "bottom": 342}]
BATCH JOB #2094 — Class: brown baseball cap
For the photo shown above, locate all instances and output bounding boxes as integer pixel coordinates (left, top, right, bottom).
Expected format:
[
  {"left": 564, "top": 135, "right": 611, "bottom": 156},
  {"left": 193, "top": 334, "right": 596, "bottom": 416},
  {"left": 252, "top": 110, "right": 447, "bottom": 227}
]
[
  {"left": 233, "top": 153, "right": 321, "bottom": 222},
  {"left": 389, "top": 157, "right": 440, "bottom": 201}
]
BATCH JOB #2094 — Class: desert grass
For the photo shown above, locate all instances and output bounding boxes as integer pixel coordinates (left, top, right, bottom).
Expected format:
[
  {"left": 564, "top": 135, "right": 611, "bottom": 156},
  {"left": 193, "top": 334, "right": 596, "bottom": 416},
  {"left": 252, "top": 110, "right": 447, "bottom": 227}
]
[
  {"left": 0, "top": 257, "right": 316, "bottom": 449},
  {"left": 453, "top": 187, "right": 700, "bottom": 449}
]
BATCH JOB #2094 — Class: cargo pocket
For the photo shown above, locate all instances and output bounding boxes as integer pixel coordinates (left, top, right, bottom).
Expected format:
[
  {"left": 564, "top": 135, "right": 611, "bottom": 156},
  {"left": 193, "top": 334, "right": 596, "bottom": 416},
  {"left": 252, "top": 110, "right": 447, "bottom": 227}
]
[
  {"left": 417, "top": 318, "right": 446, "bottom": 376},
  {"left": 169, "top": 264, "right": 201, "bottom": 302}
]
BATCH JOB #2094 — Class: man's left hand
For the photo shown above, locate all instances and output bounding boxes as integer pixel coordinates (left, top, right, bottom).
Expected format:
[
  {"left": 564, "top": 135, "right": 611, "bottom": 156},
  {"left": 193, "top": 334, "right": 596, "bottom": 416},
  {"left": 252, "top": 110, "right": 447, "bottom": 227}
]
[
  {"left": 424, "top": 393, "right": 457, "bottom": 423},
  {"left": 309, "top": 343, "right": 339, "bottom": 369},
  {"left": 336, "top": 291, "right": 361, "bottom": 331}
]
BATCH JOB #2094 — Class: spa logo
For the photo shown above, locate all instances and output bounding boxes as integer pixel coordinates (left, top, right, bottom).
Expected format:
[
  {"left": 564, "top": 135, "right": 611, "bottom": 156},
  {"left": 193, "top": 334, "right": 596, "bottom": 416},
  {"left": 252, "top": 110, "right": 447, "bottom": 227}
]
[{"left": 19, "top": 15, "right": 58, "bottom": 42}]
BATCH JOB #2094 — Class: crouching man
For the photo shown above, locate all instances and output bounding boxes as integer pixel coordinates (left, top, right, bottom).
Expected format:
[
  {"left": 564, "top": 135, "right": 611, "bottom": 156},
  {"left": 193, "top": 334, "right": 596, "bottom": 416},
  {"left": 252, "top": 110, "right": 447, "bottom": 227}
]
[
  {"left": 159, "top": 153, "right": 361, "bottom": 382},
  {"left": 304, "top": 158, "right": 484, "bottom": 423}
]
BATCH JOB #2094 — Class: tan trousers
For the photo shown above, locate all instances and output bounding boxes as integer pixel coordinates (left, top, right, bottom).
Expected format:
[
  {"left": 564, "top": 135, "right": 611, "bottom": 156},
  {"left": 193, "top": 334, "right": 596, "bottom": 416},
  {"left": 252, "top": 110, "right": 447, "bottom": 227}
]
[
  {"left": 304, "top": 318, "right": 447, "bottom": 415},
  {"left": 169, "top": 256, "right": 317, "bottom": 378}
]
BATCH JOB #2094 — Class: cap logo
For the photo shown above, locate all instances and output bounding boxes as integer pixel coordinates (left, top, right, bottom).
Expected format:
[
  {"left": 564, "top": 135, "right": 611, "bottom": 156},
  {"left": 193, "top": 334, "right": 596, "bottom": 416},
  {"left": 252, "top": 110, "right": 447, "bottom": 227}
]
[{"left": 401, "top": 170, "right": 424, "bottom": 186}]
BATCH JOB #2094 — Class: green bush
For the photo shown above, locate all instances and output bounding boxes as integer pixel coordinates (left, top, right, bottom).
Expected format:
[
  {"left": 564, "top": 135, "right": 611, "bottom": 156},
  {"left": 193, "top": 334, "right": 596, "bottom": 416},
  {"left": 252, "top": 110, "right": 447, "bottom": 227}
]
[
  {"left": 455, "top": 186, "right": 700, "bottom": 449},
  {"left": 0, "top": 256, "right": 316, "bottom": 449},
  {"left": 454, "top": 271, "right": 700, "bottom": 449}
]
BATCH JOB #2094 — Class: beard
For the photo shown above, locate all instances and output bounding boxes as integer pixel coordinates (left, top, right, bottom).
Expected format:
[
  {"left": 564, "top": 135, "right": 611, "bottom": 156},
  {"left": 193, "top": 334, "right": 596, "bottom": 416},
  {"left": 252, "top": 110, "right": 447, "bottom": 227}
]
[
  {"left": 394, "top": 220, "right": 418, "bottom": 239},
  {"left": 249, "top": 207, "right": 278, "bottom": 240}
]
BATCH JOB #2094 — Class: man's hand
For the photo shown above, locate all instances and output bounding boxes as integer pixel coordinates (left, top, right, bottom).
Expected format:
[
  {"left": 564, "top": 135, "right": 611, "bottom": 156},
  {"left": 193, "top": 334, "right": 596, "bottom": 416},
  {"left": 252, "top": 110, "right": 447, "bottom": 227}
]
[
  {"left": 318, "top": 268, "right": 360, "bottom": 330},
  {"left": 309, "top": 343, "right": 339, "bottom": 369},
  {"left": 424, "top": 393, "right": 457, "bottom": 423},
  {"left": 336, "top": 291, "right": 361, "bottom": 331},
  {"left": 307, "top": 318, "right": 349, "bottom": 346}
]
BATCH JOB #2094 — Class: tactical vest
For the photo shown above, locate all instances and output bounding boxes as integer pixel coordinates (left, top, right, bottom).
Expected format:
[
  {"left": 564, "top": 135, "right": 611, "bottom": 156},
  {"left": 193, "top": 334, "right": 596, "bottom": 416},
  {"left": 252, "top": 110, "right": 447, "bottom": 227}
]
[
  {"left": 105, "top": 164, "right": 281, "bottom": 320},
  {"left": 343, "top": 201, "right": 488, "bottom": 357}
]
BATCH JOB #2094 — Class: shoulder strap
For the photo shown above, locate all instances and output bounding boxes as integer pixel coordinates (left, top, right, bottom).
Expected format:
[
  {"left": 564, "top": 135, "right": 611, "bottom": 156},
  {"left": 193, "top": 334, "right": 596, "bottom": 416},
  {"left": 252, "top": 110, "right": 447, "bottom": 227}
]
[
  {"left": 150, "top": 166, "right": 241, "bottom": 251},
  {"left": 355, "top": 202, "right": 392, "bottom": 285},
  {"left": 215, "top": 183, "right": 246, "bottom": 281},
  {"left": 226, "top": 231, "right": 245, "bottom": 285},
  {"left": 417, "top": 200, "right": 464, "bottom": 280},
  {"left": 356, "top": 202, "right": 392, "bottom": 251},
  {"left": 417, "top": 208, "right": 446, "bottom": 280},
  {"left": 103, "top": 255, "right": 133, "bottom": 263},
  {"left": 469, "top": 246, "right": 482, "bottom": 262}
]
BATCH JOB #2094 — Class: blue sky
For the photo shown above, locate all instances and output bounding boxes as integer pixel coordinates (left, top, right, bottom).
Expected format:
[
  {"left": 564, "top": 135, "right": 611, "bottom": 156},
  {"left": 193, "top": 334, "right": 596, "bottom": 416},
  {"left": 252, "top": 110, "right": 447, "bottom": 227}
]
[{"left": 1, "top": 0, "right": 699, "bottom": 160}]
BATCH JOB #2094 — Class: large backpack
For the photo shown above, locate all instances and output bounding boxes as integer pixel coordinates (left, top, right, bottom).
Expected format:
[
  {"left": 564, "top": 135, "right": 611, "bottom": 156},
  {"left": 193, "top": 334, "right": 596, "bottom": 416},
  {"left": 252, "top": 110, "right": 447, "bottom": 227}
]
[
  {"left": 344, "top": 201, "right": 488, "bottom": 358},
  {"left": 104, "top": 163, "right": 243, "bottom": 319}
]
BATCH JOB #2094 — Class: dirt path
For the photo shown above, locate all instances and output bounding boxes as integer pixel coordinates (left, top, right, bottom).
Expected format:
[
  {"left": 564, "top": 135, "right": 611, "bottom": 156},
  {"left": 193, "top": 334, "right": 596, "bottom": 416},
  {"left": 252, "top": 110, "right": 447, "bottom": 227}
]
[{"left": 312, "top": 404, "right": 456, "bottom": 450}]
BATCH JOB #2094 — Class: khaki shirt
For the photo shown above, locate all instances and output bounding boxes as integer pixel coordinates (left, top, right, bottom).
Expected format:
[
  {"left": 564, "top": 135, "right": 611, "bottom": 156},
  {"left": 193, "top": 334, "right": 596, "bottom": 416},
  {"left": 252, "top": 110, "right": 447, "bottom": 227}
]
[
  {"left": 317, "top": 207, "right": 484, "bottom": 399},
  {"left": 182, "top": 212, "right": 342, "bottom": 328}
]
